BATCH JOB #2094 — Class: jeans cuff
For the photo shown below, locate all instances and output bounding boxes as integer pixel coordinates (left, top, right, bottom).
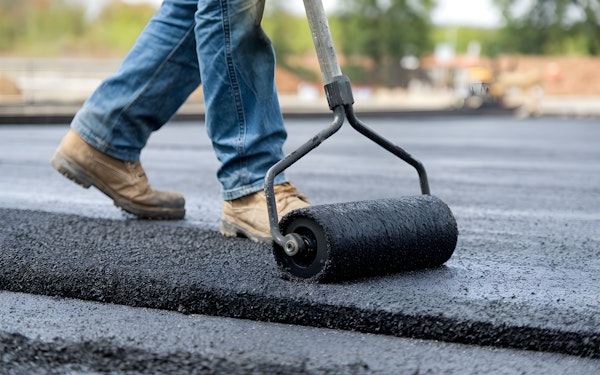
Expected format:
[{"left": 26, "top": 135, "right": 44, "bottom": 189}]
[
  {"left": 222, "top": 174, "right": 287, "bottom": 201},
  {"left": 71, "top": 114, "right": 141, "bottom": 162}
]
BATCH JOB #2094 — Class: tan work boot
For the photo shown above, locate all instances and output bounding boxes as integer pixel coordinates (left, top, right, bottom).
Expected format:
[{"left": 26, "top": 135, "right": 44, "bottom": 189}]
[
  {"left": 50, "top": 130, "right": 185, "bottom": 219},
  {"left": 220, "top": 182, "right": 309, "bottom": 242}
]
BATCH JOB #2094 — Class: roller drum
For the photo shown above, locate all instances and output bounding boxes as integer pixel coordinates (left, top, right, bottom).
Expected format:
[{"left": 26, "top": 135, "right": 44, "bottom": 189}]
[{"left": 274, "top": 195, "right": 458, "bottom": 282}]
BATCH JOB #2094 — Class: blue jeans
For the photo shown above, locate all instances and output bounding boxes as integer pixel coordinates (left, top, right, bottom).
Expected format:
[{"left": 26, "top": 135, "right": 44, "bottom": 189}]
[{"left": 71, "top": 0, "right": 287, "bottom": 200}]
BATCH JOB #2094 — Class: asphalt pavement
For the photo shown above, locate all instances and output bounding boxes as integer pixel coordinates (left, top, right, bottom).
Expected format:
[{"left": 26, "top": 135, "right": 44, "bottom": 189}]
[{"left": 1, "top": 115, "right": 599, "bottom": 373}]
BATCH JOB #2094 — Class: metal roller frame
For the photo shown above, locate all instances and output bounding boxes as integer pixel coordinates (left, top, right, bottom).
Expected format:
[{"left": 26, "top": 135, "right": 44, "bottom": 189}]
[{"left": 264, "top": 0, "right": 430, "bottom": 257}]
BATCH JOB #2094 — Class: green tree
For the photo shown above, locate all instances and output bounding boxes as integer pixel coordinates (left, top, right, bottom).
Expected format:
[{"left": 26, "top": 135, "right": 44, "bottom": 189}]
[
  {"left": 0, "top": 0, "right": 86, "bottom": 55},
  {"left": 0, "top": 0, "right": 155, "bottom": 56},
  {"left": 431, "top": 26, "right": 503, "bottom": 57},
  {"left": 335, "top": 0, "right": 435, "bottom": 86},
  {"left": 263, "top": 3, "right": 313, "bottom": 58},
  {"left": 494, "top": 0, "right": 600, "bottom": 55},
  {"left": 85, "top": 1, "right": 156, "bottom": 55}
]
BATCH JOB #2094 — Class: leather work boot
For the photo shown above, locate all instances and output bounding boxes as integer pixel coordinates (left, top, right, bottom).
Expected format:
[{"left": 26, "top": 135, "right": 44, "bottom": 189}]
[
  {"left": 220, "top": 182, "right": 310, "bottom": 242},
  {"left": 50, "top": 130, "right": 185, "bottom": 219}
]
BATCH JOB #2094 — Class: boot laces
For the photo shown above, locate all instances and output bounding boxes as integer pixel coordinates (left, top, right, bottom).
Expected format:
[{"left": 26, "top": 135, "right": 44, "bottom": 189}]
[{"left": 127, "top": 162, "right": 147, "bottom": 179}]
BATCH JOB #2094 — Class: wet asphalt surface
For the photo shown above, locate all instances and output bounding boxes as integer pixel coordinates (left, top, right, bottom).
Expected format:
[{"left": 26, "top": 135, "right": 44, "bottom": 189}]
[{"left": 1, "top": 115, "right": 599, "bottom": 373}]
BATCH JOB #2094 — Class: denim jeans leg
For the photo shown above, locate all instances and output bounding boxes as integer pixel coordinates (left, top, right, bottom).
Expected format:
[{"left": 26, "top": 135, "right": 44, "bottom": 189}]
[
  {"left": 195, "top": 0, "right": 288, "bottom": 200},
  {"left": 71, "top": 0, "right": 201, "bottom": 161}
]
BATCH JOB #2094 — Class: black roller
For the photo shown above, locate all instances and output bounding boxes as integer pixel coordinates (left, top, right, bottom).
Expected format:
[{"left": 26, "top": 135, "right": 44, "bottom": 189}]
[{"left": 273, "top": 195, "right": 458, "bottom": 283}]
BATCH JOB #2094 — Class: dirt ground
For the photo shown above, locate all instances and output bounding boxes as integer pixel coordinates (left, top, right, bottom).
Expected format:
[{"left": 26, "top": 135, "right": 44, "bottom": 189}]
[
  {"left": 276, "top": 55, "right": 600, "bottom": 96},
  {"left": 494, "top": 55, "right": 600, "bottom": 96},
  {"left": 0, "top": 56, "right": 596, "bottom": 100}
]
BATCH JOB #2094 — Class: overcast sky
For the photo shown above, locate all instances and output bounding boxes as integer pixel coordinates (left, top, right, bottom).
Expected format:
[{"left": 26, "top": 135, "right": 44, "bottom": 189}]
[{"left": 112, "top": 0, "right": 502, "bottom": 28}]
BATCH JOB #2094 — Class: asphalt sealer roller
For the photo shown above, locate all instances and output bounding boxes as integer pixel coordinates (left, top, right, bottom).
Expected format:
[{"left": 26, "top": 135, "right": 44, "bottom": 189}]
[{"left": 264, "top": 0, "right": 458, "bottom": 282}]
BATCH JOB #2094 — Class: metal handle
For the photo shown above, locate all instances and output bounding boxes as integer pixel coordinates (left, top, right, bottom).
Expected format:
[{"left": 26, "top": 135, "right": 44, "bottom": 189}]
[
  {"left": 303, "top": 0, "right": 342, "bottom": 84},
  {"left": 265, "top": 101, "right": 431, "bottom": 250},
  {"left": 265, "top": 0, "right": 431, "bottom": 250}
]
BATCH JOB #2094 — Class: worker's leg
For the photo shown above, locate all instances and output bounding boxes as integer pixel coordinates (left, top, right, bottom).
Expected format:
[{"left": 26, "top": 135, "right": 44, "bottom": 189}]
[
  {"left": 51, "top": 0, "right": 201, "bottom": 219},
  {"left": 71, "top": 0, "right": 201, "bottom": 161},
  {"left": 195, "top": 0, "right": 288, "bottom": 200}
]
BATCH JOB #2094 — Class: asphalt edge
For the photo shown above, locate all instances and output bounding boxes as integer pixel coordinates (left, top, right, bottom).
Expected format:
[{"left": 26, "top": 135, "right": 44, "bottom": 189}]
[{"left": 1, "top": 207, "right": 598, "bottom": 359}]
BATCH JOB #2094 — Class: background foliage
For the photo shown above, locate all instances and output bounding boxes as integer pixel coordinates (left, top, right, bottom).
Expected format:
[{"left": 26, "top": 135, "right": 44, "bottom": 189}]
[
  {"left": 493, "top": 0, "right": 600, "bottom": 55},
  {"left": 1, "top": 0, "right": 598, "bottom": 84},
  {"left": 0, "top": 0, "right": 155, "bottom": 56}
]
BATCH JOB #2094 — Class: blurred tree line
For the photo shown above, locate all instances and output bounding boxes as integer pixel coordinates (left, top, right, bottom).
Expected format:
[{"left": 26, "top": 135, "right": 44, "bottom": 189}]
[
  {"left": 0, "top": 0, "right": 156, "bottom": 56},
  {"left": 1, "top": 0, "right": 599, "bottom": 86},
  {"left": 493, "top": 0, "right": 600, "bottom": 55}
]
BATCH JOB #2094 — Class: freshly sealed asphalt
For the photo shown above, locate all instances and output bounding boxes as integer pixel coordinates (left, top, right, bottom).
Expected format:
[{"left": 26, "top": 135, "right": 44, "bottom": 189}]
[{"left": 1, "top": 115, "right": 599, "bottom": 373}]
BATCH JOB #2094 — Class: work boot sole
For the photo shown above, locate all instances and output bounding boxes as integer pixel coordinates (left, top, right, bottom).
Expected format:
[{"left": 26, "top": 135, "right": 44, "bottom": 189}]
[
  {"left": 220, "top": 219, "right": 271, "bottom": 243},
  {"left": 50, "top": 153, "right": 185, "bottom": 220}
]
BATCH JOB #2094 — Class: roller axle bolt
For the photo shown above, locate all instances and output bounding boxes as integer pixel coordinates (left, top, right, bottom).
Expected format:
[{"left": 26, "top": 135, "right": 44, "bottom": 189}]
[{"left": 283, "top": 233, "right": 304, "bottom": 257}]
